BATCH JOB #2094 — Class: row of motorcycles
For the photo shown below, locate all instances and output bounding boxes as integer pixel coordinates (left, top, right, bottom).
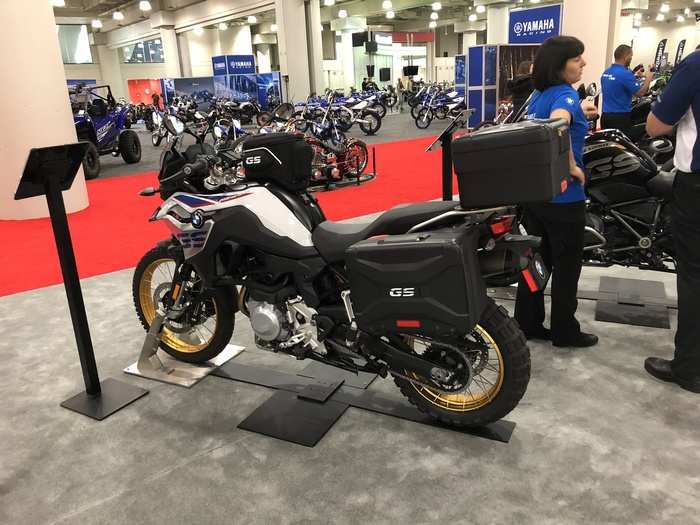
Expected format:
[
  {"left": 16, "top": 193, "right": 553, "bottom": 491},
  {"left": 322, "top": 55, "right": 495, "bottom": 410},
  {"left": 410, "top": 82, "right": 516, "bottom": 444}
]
[
  {"left": 148, "top": 96, "right": 374, "bottom": 191},
  {"left": 408, "top": 82, "right": 468, "bottom": 129}
]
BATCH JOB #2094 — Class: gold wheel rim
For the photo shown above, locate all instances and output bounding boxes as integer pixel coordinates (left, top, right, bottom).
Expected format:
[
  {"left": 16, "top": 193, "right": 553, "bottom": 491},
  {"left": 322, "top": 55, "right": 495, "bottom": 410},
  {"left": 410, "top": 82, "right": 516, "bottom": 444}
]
[
  {"left": 138, "top": 258, "right": 217, "bottom": 353},
  {"left": 407, "top": 325, "right": 505, "bottom": 412}
]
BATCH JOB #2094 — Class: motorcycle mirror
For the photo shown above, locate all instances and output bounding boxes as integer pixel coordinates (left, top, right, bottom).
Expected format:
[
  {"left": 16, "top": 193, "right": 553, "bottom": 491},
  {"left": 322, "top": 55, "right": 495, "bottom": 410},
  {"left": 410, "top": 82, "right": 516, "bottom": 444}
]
[
  {"left": 586, "top": 83, "right": 598, "bottom": 98},
  {"left": 139, "top": 187, "right": 157, "bottom": 196}
]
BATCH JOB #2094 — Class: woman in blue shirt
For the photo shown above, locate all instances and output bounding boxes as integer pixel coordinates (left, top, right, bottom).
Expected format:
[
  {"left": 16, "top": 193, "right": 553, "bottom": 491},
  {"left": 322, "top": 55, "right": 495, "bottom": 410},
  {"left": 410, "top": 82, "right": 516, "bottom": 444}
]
[{"left": 514, "top": 36, "right": 599, "bottom": 348}]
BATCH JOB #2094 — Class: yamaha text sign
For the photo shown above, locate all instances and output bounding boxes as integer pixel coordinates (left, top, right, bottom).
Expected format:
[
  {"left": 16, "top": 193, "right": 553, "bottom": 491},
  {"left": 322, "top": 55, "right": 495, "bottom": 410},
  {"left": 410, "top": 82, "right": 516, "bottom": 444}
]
[
  {"left": 509, "top": 4, "right": 562, "bottom": 44},
  {"left": 212, "top": 55, "right": 227, "bottom": 76},
  {"left": 226, "top": 54, "right": 256, "bottom": 75}
]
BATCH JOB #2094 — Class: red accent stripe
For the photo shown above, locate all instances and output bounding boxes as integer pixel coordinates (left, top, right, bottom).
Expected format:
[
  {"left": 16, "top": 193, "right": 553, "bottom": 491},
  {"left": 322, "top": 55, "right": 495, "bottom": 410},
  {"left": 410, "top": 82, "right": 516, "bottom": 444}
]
[
  {"left": 396, "top": 320, "right": 421, "bottom": 328},
  {"left": 561, "top": 179, "right": 568, "bottom": 194},
  {"left": 522, "top": 269, "right": 539, "bottom": 293}
]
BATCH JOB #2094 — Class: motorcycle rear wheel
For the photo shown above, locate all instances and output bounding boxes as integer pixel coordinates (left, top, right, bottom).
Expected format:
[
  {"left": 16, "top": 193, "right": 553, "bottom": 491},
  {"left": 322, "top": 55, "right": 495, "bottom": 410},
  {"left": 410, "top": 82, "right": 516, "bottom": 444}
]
[
  {"left": 393, "top": 298, "right": 530, "bottom": 427},
  {"left": 133, "top": 245, "right": 235, "bottom": 364},
  {"left": 346, "top": 140, "right": 369, "bottom": 176}
]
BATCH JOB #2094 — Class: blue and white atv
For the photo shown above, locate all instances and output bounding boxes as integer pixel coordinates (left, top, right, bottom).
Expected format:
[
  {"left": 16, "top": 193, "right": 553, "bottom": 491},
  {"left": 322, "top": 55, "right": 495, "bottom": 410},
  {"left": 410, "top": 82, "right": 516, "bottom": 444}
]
[{"left": 70, "top": 84, "right": 142, "bottom": 179}]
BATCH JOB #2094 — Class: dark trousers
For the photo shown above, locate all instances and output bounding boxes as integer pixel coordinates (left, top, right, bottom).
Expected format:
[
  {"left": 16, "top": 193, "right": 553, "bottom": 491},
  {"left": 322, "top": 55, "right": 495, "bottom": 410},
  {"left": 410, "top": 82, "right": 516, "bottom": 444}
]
[
  {"left": 601, "top": 112, "right": 632, "bottom": 138},
  {"left": 671, "top": 172, "right": 700, "bottom": 378},
  {"left": 515, "top": 201, "right": 586, "bottom": 342}
]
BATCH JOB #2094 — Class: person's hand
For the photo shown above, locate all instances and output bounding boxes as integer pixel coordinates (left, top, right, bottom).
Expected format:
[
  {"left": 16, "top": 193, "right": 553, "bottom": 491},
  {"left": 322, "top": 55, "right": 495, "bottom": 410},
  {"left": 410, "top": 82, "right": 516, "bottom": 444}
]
[
  {"left": 645, "top": 67, "right": 654, "bottom": 81},
  {"left": 570, "top": 165, "right": 586, "bottom": 186},
  {"left": 581, "top": 99, "right": 598, "bottom": 120}
]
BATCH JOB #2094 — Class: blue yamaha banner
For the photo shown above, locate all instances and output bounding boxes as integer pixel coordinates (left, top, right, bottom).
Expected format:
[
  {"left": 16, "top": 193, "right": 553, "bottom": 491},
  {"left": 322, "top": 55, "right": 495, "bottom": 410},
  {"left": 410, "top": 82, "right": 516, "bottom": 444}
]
[
  {"left": 226, "top": 54, "right": 256, "bottom": 75},
  {"left": 212, "top": 55, "right": 227, "bottom": 76},
  {"left": 509, "top": 4, "right": 562, "bottom": 44}
]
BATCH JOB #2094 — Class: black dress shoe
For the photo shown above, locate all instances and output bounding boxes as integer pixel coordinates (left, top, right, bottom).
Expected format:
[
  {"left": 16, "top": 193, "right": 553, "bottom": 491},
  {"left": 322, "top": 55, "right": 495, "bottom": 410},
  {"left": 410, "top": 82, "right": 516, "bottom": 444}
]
[
  {"left": 644, "top": 357, "right": 700, "bottom": 393},
  {"left": 522, "top": 327, "right": 551, "bottom": 341},
  {"left": 552, "top": 332, "right": 599, "bottom": 348}
]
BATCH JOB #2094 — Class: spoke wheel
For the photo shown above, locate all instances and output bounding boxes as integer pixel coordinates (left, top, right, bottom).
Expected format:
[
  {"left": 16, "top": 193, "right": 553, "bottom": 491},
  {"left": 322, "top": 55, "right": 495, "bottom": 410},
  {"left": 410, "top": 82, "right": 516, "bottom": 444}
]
[
  {"left": 133, "top": 245, "right": 235, "bottom": 363},
  {"left": 392, "top": 298, "right": 530, "bottom": 427}
]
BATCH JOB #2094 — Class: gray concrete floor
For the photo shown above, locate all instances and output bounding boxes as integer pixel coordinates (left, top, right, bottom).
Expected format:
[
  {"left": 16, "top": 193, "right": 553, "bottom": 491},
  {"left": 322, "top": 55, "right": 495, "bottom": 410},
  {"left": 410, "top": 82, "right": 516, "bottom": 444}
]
[
  {"left": 1, "top": 261, "right": 697, "bottom": 525},
  {"left": 5, "top": 110, "right": 696, "bottom": 523},
  {"left": 98, "top": 110, "right": 446, "bottom": 180}
]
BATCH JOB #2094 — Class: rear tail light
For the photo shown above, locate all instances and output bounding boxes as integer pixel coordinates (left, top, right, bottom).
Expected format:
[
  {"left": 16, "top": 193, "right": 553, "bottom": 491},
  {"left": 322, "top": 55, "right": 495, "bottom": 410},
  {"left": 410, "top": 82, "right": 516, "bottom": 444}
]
[
  {"left": 396, "top": 320, "right": 421, "bottom": 328},
  {"left": 490, "top": 215, "right": 515, "bottom": 236},
  {"left": 522, "top": 269, "right": 539, "bottom": 293}
]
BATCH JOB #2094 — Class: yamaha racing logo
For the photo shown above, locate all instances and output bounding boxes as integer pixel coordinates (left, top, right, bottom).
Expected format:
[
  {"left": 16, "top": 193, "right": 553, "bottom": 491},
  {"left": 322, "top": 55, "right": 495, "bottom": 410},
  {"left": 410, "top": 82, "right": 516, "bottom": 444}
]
[{"left": 513, "top": 18, "right": 554, "bottom": 35}]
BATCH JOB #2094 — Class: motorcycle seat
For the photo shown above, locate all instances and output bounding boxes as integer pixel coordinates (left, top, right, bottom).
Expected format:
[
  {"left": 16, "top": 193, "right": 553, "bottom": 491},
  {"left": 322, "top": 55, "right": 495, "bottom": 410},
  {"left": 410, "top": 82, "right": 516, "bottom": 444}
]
[
  {"left": 312, "top": 201, "right": 460, "bottom": 262},
  {"left": 646, "top": 170, "right": 675, "bottom": 199}
]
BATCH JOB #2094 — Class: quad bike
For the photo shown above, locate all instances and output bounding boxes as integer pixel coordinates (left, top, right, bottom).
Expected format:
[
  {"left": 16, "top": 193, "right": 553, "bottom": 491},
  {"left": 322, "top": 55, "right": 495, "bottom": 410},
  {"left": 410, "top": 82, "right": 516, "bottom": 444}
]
[{"left": 70, "top": 84, "right": 141, "bottom": 179}]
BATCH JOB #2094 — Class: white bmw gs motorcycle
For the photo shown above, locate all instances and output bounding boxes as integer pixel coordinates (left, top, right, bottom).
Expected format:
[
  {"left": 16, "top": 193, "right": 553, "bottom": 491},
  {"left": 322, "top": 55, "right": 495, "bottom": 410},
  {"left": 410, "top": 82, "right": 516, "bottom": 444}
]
[{"left": 133, "top": 117, "right": 546, "bottom": 427}]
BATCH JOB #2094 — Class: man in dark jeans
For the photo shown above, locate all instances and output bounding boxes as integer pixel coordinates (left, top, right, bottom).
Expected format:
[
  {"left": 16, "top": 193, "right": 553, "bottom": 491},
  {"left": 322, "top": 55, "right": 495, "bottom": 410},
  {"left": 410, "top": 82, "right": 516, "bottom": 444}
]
[
  {"left": 645, "top": 50, "right": 700, "bottom": 393},
  {"left": 601, "top": 44, "right": 652, "bottom": 138}
]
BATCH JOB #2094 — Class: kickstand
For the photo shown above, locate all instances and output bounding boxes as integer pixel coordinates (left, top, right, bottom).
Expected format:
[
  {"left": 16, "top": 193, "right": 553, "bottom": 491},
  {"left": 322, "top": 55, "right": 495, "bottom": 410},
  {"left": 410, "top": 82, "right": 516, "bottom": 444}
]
[{"left": 136, "top": 312, "right": 173, "bottom": 375}]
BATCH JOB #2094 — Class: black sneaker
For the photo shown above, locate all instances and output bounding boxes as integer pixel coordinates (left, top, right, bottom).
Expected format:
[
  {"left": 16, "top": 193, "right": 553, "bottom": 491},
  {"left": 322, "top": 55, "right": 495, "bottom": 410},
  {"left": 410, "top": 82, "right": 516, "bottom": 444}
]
[{"left": 552, "top": 332, "right": 598, "bottom": 348}]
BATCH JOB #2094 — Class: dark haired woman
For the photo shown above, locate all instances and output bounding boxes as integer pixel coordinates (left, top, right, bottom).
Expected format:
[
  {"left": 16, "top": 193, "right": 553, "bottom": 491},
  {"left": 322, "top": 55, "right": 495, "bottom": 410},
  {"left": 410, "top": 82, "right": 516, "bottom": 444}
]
[{"left": 514, "top": 36, "right": 599, "bottom": 348}]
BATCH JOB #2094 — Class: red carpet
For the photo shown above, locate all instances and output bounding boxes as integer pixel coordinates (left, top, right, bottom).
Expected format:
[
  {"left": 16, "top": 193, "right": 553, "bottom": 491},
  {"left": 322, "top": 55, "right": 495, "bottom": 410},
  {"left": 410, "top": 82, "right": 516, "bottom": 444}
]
[{"left": 0, "top": 136, "right": 454, "bottom": 297}]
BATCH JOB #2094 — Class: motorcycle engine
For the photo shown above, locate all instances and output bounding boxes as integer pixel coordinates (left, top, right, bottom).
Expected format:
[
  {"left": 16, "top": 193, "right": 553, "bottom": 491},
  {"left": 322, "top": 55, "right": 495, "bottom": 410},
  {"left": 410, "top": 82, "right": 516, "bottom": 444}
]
[{"left": 247, "top": 299, "right": 291, "bottom": 343}]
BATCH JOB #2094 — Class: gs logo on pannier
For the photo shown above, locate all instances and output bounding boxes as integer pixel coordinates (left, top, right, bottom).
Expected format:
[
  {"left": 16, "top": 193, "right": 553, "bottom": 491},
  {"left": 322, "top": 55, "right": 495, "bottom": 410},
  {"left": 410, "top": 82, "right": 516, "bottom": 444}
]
[{"left": 245, "top": 156, "right": 262, "bottom": 165}]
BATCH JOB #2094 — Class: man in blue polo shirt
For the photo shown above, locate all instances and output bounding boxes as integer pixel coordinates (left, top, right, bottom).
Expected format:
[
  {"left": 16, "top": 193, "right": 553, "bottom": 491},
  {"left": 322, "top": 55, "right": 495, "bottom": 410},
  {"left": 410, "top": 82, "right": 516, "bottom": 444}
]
[
  {"left": 645, "top": 50, "right": 700, "bottom": 393},
  {"left": 601, "top": 44, "right": 653, "bottom": 138}
]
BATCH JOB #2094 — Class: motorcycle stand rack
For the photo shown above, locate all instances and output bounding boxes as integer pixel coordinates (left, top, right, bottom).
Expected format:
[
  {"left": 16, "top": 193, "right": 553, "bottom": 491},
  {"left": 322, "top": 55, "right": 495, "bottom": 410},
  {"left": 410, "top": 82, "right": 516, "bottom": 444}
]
[
  {"left": 212, "top": 360, "right": 516, "bottom": 448},
  {"left": 594, "top": 276, "right": 671, "bottom": 329},
  {"left": 124, "top": 312, "right": 245, "bottom": 388}
]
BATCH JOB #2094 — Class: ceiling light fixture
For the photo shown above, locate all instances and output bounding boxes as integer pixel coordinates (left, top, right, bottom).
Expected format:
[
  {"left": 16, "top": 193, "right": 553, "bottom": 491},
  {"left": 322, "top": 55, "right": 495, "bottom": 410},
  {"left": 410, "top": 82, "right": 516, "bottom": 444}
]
[
  {"left": 338, "top": 9, "right": 348, "bottom": 18},
  {"left": 530, "top": 0, "right": 541, "bottom": 3},
  {"left": 386, "top": 10, "right": 395, "bottom": 19},
  {"left": 193, "top": 26, "right": 204, "bottom": 36},
  {"left": 476, "top": 5, "right": 486, "bottom": 13},
  {"left": 91, "top": 19, "right": 102, "bottom": 29},
  {"left": 324, "top": 0, "right": 335, "bottom": 5},
  {"left": 429, "top": 20, "right": 437, "bottom": 28},
  {"left": 51, "top": 0, "right": 66, "bottom": 7},
  {"left": 430, "top": 12, "right": 438, "bottom": 20},
  {"left": 113, "top": 10, "right": 124, "bottom": 21},
  {"left": 659, "top": 3, "right": 669, "bottom": 13},
  {"left": 382, "top": 0, "right": 392, "bottom": 9},
  {"left": 432, "top": 2, "right": 442, "bottom": 10},
  {"left": 247, "top": 15, "right": 257, "bottom": 23},
  {"left": 468, "top": 13, "right": 477, "bottom": 22},
  {"left": 656, "top": 13, "right": 665, "bottom": 21},
  {"left": 139, "top": 1, "right": 152, "bottom": 12},
  {"left": 218, "top": 22, "right": 228, "bottom": 30},
  {"left": 271, "top": 23, "right": 278, "bottom": 32}
]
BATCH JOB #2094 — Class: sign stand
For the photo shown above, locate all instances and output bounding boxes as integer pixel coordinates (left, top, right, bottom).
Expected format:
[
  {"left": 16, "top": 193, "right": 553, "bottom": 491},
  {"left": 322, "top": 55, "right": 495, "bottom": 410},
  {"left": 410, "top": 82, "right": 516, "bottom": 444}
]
[
  {"left": 426, "top": 109, "right": 473, "bottom": 201},
  {"left": 15, "top": 144, "right": 148, "bottom": 420}
]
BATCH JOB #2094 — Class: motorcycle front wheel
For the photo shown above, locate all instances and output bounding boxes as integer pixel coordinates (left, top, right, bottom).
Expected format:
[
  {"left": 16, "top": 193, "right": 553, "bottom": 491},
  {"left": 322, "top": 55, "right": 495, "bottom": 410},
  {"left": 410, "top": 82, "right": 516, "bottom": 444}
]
[
  {"left": 359, "top": 111, "right": 381, "bottom": 135},
  {"left": 415, "top": 108, "right": 433, "bottom": 129},
  {"left": 393, "top": 298, "right": 530, "bottom": 427},
  {"left": 411, "top": 104, "right": 424, "bottom": 119},
  {"left": 133, "top": 244, "right": 235, "bottom": 364}
]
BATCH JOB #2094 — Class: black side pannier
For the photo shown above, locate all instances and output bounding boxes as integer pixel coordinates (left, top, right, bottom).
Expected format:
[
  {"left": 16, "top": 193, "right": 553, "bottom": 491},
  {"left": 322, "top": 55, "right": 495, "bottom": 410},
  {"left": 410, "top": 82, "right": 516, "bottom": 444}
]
[
  {"left": 241, "top": 133, "right": 313, "bottom": 192},
  {"left": 453, "top": 119, "right": 570, "bottom": 208},
  {"left": 345, "top": 226, "right": 486, "bottom": 339}
]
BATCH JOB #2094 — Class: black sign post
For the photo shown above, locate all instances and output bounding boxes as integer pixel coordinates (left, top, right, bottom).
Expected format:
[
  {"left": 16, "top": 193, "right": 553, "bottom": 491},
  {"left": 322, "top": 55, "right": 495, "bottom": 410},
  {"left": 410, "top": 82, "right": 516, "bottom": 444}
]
[
  {"left": 14, "top": 144, "right": 147, "bottom": 420},
  {"left": 426, "top": 109, "right": 473, "bottom": 201}
]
